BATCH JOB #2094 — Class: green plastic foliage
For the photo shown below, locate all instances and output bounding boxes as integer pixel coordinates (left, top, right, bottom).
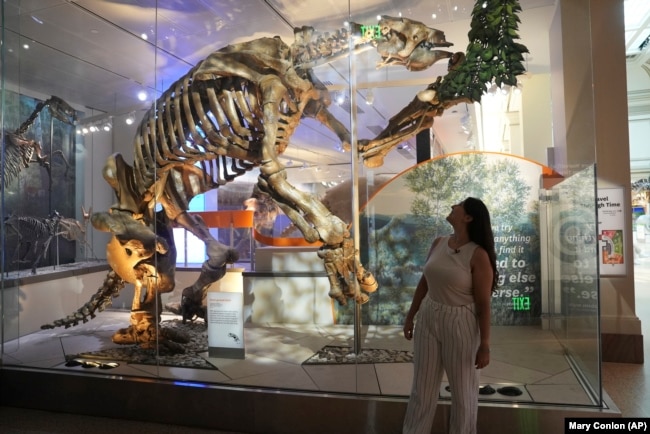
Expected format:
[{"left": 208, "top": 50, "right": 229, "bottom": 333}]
[{"left": 438, "top": 0, "right": 529, "bottom": 103}]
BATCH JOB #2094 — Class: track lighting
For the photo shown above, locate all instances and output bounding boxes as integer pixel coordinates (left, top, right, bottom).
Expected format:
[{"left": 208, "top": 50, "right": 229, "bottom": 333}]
[{"left": 75, "top": 116, "right": 113, "bottom": 136}]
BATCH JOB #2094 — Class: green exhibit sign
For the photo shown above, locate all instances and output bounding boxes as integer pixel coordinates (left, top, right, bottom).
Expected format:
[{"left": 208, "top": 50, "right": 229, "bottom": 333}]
[{"left": 512, "top": 296, "right": 531, "bottom": 311}]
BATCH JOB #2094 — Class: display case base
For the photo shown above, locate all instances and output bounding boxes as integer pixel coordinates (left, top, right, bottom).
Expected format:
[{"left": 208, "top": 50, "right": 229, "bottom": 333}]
[{"left": 0, "top": 367, "right": 620, "bottom": 434}]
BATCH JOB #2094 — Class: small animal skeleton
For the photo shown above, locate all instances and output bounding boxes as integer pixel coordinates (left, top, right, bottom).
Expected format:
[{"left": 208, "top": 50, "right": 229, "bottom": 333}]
[
  {"left": 43, "top": 6, "right": 528, "bottom": 352},
  {"left": 4, "top": 208, "right": 92, "bottom": 274},
  {"left": 1, "top": 95, "right": 76, "bottom": 188}
]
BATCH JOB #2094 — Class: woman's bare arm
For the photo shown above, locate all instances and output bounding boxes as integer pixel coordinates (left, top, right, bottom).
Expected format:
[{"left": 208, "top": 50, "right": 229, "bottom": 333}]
[{"left": 471, "top": 247, "right": 493, "bottom": 368}]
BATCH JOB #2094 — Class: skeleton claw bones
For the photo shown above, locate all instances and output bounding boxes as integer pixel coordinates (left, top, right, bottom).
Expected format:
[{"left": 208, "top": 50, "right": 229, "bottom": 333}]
[{"left": 42, "top": 16, "right": 463, "bottom": 350}]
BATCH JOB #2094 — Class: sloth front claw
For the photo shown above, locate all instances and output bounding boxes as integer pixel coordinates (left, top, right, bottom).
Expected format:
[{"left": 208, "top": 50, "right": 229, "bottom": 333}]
[{"left": 319, "top": 239, "right": 378, "bottom": 306}]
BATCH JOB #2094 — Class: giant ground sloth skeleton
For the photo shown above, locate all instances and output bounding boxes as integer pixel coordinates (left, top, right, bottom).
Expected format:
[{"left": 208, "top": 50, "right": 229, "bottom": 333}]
[{"left": 43, "top": 8, "right": 528, "bottom": 350}]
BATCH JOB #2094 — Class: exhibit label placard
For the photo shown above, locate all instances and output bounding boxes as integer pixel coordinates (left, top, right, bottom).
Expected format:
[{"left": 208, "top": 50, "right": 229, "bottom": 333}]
[
  {"left": 207, "top": 269, "right": 245, "bottom": 359},
  {"left": 597, "top": 188, "right": 626, "bottom": 276}
]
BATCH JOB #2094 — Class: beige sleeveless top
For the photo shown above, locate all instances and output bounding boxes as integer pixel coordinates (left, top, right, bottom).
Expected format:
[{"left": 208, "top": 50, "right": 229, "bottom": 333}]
[{"left": 423, "top": 235, "right": 478, "bottom": 306}]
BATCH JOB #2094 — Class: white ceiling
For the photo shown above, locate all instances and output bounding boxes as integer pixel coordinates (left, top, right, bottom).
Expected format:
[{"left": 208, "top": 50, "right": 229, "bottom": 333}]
[{"left": 3, "top": 0, "right": 649, "bottom": 183}]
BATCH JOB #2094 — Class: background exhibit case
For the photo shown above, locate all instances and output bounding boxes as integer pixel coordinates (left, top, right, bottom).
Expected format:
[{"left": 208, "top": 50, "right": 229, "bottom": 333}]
[{"left": 1, "top": 1, "right": 618, "bottom": 432}]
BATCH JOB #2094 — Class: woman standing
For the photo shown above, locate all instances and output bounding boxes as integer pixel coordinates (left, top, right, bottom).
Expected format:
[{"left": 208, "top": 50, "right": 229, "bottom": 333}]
[{"left": 402, "top": 197, "right": 498, "bottom": 434}]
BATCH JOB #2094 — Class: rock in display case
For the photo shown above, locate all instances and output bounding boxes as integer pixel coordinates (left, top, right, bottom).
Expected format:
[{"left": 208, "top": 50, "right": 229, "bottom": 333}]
[{"left": 1, "top": 1, "right": 615, "bottom": 432}]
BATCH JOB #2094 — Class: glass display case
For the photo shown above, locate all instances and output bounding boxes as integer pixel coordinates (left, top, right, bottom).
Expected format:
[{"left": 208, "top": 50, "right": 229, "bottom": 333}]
[{"left": 1, "top": 0, "right": 615, "bottom": 432}]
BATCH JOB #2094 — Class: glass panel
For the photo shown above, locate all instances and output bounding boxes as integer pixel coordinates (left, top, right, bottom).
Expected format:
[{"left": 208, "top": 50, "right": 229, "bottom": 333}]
[
  {"left": 149, "top": 1, "right": 362, "bottom": 379},
  {"left": 544, "top": 165, "right": 601, "bottom": 403},
  {"left": 0, "top": 0, "right": 159, "bottom": 369},
  {"left": 0, "top": 0, "right": 604, "bottom": 412},
  {"left": 2, "top": 0, "right": 84, "bottom": 353},
  {"left": 0, "top": 0, "right": 9, "bottom": 354},
  {"left": 360, "top": 153, "right": 602, "bottom": 406},
  {"left": 350, "top": 0, "right": 602, "bottom": 408}
]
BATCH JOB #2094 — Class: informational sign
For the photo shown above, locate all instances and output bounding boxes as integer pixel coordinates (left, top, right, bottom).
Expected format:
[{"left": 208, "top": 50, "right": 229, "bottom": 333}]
[
  {"left": 597, "top": 188, "right": 626, "bottom": 276},
  {"left": 492, "top": 221, "right": 540, "bottom": 324},
  {"left": 207, "top": 269, "right": 245, "bottom": 359}
]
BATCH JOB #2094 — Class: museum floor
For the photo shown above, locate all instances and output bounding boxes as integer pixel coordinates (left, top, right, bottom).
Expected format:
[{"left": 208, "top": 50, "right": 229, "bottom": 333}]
[
  {"left": 3, "top": 259, "right": 650, "bottom": 432},
  {"left": 1, "top": 310, "right": 595, "bottom": 407}
]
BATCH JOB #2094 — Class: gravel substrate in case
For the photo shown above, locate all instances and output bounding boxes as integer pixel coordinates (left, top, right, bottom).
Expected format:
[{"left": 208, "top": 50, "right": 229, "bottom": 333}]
[{"left": 303, "top": 345, "right": 413, "bottom": 365}]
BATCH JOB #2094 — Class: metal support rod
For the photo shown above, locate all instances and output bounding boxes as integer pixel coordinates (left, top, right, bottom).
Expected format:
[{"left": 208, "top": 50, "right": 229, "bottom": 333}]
[
  {"left": 250, "top": 227, "right": 255, "bottom": 271},
  {"left": 50, "top": 117, "right": 56, "bottom": 271},
  {"left": 349, "top": 27, "right": 362, "bottom": 355},
  {"left": 48, "top": 117, "right": 54, "bottom": 210}
]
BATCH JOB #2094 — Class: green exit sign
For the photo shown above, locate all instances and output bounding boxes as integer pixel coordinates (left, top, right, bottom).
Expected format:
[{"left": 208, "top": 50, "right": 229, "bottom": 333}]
[
  {"left": 513, "top": 296, "right": 531, "bottom": 311},
  {"left": 359, "top": 25, "right": 382, "bottom": 39}
]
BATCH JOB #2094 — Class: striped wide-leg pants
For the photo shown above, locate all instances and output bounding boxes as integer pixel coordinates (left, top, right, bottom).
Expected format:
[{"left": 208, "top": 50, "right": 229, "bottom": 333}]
[{"left": 403, "top": 297, "right": 480, "bottom": 434}]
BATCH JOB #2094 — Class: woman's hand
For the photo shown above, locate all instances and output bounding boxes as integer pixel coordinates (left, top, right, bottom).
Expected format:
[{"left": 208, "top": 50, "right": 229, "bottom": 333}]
[
  {"left": 403, "top": 317, "right": 415, "bottom": 340},
  {"left": 475, "top": 345, "right": 490, "bottom": 369}
]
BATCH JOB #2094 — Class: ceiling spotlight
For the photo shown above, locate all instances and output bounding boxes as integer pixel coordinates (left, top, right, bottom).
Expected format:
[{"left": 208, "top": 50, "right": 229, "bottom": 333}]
[
  {"left": 125, "top": 112, "right": 136, "bottom": 125},
  {"left": 89, "top": 125, "right": 98, "bottom": 133},
  {"left": 82, "top": 127, "right": 89, "bottom": 134},
  {"left": 103, "top": 123, "right": 111, "bottom": 132},
  {"left": 137, "top": 91, "right": 147, "bottom": 101}
]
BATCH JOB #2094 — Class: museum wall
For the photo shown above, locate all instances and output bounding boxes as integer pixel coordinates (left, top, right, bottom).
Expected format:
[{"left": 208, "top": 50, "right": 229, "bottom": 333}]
[{"left": 521, "top": 73, "right": 553, "bottom": 165}]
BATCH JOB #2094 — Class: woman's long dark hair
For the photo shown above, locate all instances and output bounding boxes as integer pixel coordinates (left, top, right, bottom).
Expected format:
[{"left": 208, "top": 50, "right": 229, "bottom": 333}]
[{"left": 463, "top": 197, "right": 499, "bottom": 292}]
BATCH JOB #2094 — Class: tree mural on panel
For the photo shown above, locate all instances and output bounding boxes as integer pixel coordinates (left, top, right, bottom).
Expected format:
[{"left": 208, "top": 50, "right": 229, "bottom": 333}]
[
  {"left": 405, "top": 153, "right": 530, "bottom": 244},
  {"left": 341, "top": 152, "right": 542, "bottom": 326}
]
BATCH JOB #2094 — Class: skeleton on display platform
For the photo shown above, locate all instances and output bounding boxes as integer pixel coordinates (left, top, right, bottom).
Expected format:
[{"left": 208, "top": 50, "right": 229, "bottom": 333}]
[
  {"left": 42, "top": 1, "right": 528, "bottom": 352},
  {"left": 4, "top": 207, "right": 93, "bottom": 274}
]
